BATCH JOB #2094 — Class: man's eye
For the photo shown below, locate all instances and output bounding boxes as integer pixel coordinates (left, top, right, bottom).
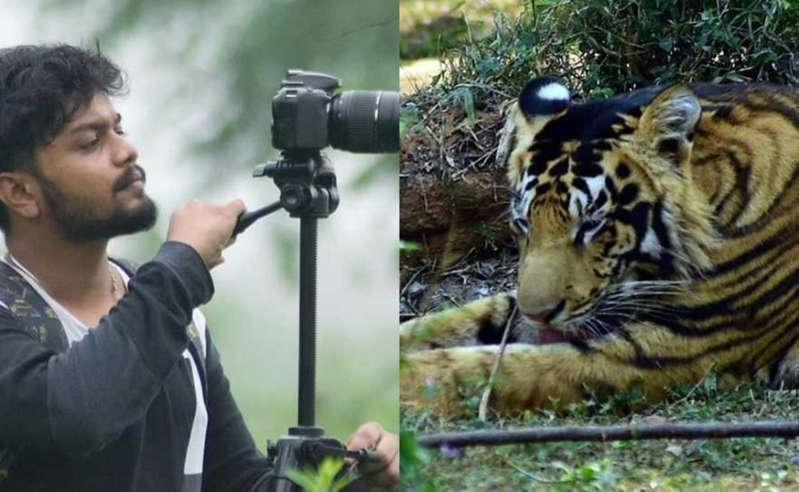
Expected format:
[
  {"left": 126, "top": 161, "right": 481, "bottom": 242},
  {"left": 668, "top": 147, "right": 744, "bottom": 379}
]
[
  {"left": 114, "top": 127, "right": 126, "bottom": 136},
  {"left": 81, "top": 138, "right": 100, "bottom": 150}
]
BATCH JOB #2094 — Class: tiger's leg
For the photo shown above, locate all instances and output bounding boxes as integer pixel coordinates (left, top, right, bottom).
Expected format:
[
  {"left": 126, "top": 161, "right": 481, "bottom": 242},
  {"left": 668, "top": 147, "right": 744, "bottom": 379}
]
[
  {"left": 400, "top": 293, "right": 517, "bottom": 351},
  {"left": 400, "top": 330, "right": 714, "bottom": 417},
  {"left": 771, "top": 336, "right": 799, "bottom": 389}
]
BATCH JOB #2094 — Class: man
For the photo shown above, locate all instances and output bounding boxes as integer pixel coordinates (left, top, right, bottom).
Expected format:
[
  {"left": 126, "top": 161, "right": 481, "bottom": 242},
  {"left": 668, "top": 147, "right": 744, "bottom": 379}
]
[{"left": 0, "top": 44, "right": 398, "bottom": 491}]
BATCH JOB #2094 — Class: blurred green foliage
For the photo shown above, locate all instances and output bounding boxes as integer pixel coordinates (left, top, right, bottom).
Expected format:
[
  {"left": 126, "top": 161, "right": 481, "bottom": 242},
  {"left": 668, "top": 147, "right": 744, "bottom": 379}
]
[
  {"left": 43, "top": 0, "right": 398, "bottom": 191},
  {"left": 400, "top": 0, "right": 523, "bottom": 60},
  {"left": 437, "top": 0, "right": 799, "bottom": 101}
]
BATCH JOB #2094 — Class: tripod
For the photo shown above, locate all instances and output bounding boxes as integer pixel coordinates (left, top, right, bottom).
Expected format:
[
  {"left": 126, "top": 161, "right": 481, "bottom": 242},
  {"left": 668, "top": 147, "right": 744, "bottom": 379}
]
[{"left": 235, "top": 150, "right": 380, "bottom": 491}]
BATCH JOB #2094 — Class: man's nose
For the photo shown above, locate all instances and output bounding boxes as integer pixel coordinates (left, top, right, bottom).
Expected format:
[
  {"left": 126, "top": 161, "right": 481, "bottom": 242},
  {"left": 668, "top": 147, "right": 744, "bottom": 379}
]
[{"left": 112, "top": 134, "right": 138, "bottom": 167}]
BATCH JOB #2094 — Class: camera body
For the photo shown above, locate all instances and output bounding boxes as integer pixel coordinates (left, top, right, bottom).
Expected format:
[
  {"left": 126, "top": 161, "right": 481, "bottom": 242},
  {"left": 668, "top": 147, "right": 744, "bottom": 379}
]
[
  {"left": 270, "top": 69, "right": 399, "bottom": 153},
  {"left": 271, "top": 70, "right": 339, "bottom": 151}
]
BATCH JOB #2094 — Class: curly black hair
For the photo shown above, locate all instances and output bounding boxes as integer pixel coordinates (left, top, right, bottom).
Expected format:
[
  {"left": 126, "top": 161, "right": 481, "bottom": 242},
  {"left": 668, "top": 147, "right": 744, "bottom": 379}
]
[{"left": 0, "top": 43, "right": 127, "bottom": 232}]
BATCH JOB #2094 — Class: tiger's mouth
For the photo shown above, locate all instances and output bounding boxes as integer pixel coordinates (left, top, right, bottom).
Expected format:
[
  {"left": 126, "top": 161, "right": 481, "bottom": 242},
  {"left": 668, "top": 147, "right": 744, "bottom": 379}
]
[
  {"left": 527, "top": 279, "right": 683, "bottom": 345},
  {"left": 526, "top": 312, "right": 621, "bottom": 345}
]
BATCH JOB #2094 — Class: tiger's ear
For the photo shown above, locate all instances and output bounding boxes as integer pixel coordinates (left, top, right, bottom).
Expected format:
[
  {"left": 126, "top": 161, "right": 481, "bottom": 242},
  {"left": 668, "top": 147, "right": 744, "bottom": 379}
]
[
  {"left": 638, "top": 85, "right": 701, "bottom": 162},
  {"left": 519, "top": 77, "right": 570, "bottom": 119}
]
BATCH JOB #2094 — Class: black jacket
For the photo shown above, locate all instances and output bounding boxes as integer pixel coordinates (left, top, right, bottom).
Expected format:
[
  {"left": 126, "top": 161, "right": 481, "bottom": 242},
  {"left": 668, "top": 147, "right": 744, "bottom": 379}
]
[{"left": 0, "top": 242, "right": 272, "bottom": 491}]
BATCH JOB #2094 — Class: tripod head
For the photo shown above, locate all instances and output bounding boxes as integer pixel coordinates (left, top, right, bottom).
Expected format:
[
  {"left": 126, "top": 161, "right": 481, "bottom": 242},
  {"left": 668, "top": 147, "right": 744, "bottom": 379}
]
[{"left": 253, "top": 150, "right": 338, "bottom": 218}]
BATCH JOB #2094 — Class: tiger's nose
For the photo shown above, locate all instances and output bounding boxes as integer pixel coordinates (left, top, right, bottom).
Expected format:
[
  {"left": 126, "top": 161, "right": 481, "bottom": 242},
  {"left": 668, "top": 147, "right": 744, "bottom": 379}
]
[{"left": 522, "top": 301, "right": 564, "bottom": 324}]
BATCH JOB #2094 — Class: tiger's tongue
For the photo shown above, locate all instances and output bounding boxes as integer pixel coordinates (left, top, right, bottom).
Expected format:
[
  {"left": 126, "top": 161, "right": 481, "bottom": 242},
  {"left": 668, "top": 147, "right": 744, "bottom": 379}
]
[{"left": 536, "top": 328, "right": 572, "bottom": 344}]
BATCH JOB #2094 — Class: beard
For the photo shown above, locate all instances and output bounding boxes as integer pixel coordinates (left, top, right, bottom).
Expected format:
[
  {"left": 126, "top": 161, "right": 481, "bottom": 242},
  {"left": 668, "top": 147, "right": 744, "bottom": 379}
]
[{"left": 36, "top": 164, "right": 158, "bottom": 242}]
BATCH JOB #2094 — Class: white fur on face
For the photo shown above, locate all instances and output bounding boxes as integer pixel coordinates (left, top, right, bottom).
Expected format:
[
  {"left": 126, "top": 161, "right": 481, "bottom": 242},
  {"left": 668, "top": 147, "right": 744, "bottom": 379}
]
[
  {"left": 640, "top": 228, "right": 662, "bottom": 258},
  {"left": 537, "top": 83, "right": 570, "bottom": 102},
  {"left": 584, "top": 175, "right": 605, "bottom": 198}
]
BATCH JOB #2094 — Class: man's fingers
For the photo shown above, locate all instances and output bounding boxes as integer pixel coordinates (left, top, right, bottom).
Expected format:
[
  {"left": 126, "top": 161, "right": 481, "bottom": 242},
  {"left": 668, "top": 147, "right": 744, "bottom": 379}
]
[
  {"left": 371, "top": 430, "right": 399, "bottom": 478},
  {"left": 346, "top": 422, "right": 399, "bottom": 490},
  {"left": 347, "top": 422, "right": 383, "bottom": 450},
  {"left": 226, "top": 198, "right": 247, "bottom": 217}
]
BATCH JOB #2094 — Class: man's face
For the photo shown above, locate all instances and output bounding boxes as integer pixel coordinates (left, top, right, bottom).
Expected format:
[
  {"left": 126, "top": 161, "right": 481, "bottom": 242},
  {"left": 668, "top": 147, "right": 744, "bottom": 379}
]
[{"left": 34, "top": 92, "right": 157, "bottom": 241}]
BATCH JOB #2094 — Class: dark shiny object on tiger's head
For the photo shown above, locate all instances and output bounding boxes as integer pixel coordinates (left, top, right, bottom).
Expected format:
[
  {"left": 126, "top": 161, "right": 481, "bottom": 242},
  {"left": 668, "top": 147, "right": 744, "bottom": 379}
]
[{"left": 271, "top": 70, "right": 399, "bottom": 153}]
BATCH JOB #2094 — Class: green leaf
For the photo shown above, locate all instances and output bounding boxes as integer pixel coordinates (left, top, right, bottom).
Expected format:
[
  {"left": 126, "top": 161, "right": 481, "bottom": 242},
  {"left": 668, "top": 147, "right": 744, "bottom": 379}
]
[
  {"left": 658, "top": 35, "right": 675, "bottom": 53},
  {"left": 400, "top": 240, "right": 422, "bottom": 253},
  {"left": 400, "top": 430, "right": 431, "bottom": 479},
  {"left": 451, "top": 86, "right": 476, "bottom": 122},
  {"left": 285, "top": 459, "right": 354, "bottom": 492},
  {"left": 703, "top": 370, "right": 718, "bottom": 394}
]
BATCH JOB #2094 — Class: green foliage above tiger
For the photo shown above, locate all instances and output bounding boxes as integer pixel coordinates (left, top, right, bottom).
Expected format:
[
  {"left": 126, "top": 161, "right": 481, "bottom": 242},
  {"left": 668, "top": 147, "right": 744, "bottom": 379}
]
[{"left": 400, "top": 77, "right": 799, "bottom": 417}]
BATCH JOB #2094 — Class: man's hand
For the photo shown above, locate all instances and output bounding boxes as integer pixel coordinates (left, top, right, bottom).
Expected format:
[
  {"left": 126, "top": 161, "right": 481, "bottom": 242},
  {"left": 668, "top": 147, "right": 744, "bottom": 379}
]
[
  {"left": 167, "top": 198, "right": 246, "bottom": 269},
  {"left": 347, "top": 422, "right": 399, "bottom": 491}
]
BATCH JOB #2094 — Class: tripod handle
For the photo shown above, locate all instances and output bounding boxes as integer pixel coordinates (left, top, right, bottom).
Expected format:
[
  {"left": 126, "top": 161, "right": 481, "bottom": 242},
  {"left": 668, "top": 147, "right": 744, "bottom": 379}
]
[
  {"left": 309, "top": 443, "right": 383, "bottom": 465},
  {"left": 346, "top": 448, "right": 384, "bottom": 465},
  {"left": 233, "top": 200, "right": 283, "bottom": 235}
]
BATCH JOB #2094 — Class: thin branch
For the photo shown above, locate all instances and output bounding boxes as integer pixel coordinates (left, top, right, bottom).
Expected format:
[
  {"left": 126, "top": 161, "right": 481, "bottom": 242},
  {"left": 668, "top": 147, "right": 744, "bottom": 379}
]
[
  {"left": 419, "top": 421, "right": 799, "bottom": 448},
  {"left": 478, "top": 304, "right": 518, "bottom": 421}
]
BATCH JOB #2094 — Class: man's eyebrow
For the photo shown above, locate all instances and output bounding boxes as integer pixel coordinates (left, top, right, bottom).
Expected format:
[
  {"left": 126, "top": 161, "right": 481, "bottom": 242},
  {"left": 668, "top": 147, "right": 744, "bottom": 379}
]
[{"left": 67, "top": 113, "right": 122, "bottom": 135}]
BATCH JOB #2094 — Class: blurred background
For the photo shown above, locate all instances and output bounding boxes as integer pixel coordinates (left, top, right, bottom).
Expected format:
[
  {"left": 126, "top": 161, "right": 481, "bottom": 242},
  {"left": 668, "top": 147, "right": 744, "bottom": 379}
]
[
  {"left": 399, "top": 0, "right": 521, "bottom": 93},
  {"left": 0, "top": 0, "right": 398, "bottom": 447}
]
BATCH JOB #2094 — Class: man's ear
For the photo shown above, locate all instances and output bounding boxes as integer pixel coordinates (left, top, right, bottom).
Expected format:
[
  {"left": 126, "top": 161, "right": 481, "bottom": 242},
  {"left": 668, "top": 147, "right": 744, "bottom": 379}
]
[
  {"left": 638, "top": 85, "right": 701, "bottom": 164},
  {"left": 0, "top": 172, "right": 41, "bottom": 220}
]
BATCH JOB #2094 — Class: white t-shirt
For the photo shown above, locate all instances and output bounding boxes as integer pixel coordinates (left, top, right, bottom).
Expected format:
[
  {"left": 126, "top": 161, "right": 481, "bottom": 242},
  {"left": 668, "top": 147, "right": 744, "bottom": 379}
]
[{"left": 1, "top": 254, "right": 209, "bottom": 479}]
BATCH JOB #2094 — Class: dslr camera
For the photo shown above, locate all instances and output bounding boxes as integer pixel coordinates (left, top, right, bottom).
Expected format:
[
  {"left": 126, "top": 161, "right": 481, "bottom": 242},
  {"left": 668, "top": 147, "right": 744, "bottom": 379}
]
[{"left": 271, "top": 70, "right": 399, "bottom": 153}]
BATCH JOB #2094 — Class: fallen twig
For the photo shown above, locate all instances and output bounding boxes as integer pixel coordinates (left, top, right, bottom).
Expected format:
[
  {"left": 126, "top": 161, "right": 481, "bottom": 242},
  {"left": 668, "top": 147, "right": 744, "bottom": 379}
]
[
  {"left": 419, "top": 421, "right": 799, "bottom": 448},
  {"left": 478, "top": 304, "right": 518, "bottom": 421}
]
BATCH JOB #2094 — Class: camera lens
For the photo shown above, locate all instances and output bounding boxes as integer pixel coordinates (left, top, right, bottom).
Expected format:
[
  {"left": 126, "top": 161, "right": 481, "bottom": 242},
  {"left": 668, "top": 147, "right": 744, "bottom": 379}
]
[{"left": 329, "top": 91, "right": 399, "bottom": 153}]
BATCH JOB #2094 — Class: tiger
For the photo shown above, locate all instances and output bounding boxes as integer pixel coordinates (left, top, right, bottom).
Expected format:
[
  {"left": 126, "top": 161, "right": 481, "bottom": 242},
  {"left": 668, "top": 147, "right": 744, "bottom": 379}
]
[{"left": 400, "top": 76, "right": 799, "bottom": 417}]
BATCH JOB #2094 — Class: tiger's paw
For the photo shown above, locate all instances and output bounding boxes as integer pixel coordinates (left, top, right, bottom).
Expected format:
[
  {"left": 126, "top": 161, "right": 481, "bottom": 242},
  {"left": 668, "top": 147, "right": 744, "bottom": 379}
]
[
  {"left": 400, "top": 348, "right": 491, "bottom": 418},
  {"left": 772, "top": 356, "right": 799, "bottom": 390}
]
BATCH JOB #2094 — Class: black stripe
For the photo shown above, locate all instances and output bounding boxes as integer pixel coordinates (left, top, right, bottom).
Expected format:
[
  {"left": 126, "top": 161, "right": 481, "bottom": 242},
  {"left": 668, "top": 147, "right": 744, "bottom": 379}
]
[
  {"left": 628, "top": 328, "right": 774, "bottom": 369},
  {"left": 573, "top": 162, "right": 604, "bottom": 177},
  {"left": 708, "top": 242, "right": 792, "bottom": 291},
  {"left": 618, "top": 183, "right": 639, "bottom": 206},
  {"left": 528, "top": 158, "right": 548, "bottom": 175},
  {"left": 477, "top": 295, "right": 518, "bottom": 345},
  {"left": 573, "top": 142, "right": 597, "bottom": 163},
  {"left": 750, "top": 313, "right": 799, "bottom": 372},
  {"left": 593, "top": 190, "right": 608, "bottom": 209},
  {"left": 573, "top": 178, "right": 590, "bottom": 196},
  {"left": 535, "top": 182, "right": 551, "bottom": 196},
  {"left": 549, "top": 158, "right": 569, "bottom": 177},
  {"left": 711, "top": 232, "right": 796, "bottom": 276},
  {"left": 604, "top": 176, "right": 617, "bottom": 199},
  {"left": 614, "top": 202, "right": 650, "bottom": 240},
  {"left": 727, "top": 165, "right": 799, "bottom": 238},
  {"left": 659, "top": 265, "right": 799, "bottom": 333},
  {"left": 710, "top": 104, "right": 734, "bottom": 121}
]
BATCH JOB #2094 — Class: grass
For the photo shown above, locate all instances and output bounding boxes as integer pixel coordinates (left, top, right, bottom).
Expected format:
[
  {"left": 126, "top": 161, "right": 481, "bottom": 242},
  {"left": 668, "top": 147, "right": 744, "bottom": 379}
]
[{"left": 401, "top": 381, "right": 799, "bottom": 490}]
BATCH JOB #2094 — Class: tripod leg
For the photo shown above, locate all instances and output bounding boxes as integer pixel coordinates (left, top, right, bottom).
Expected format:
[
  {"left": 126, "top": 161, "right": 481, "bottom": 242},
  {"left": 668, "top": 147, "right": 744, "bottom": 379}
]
[{"left": 298, "top": 217, "right": 317, "bottom": 427}]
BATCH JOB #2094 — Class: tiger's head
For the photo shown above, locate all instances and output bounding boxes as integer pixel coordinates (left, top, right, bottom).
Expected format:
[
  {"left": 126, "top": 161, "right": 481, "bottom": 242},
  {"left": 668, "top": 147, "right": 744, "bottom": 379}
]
[{"left": 498, "top": 77, "right": 717, "bottom": 340}]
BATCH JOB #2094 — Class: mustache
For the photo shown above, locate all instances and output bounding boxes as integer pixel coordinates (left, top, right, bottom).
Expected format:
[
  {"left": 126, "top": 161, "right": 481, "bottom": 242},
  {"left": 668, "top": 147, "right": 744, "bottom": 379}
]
[{"left": 113, "top": 164, "right": 146, "bottom": 192}]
